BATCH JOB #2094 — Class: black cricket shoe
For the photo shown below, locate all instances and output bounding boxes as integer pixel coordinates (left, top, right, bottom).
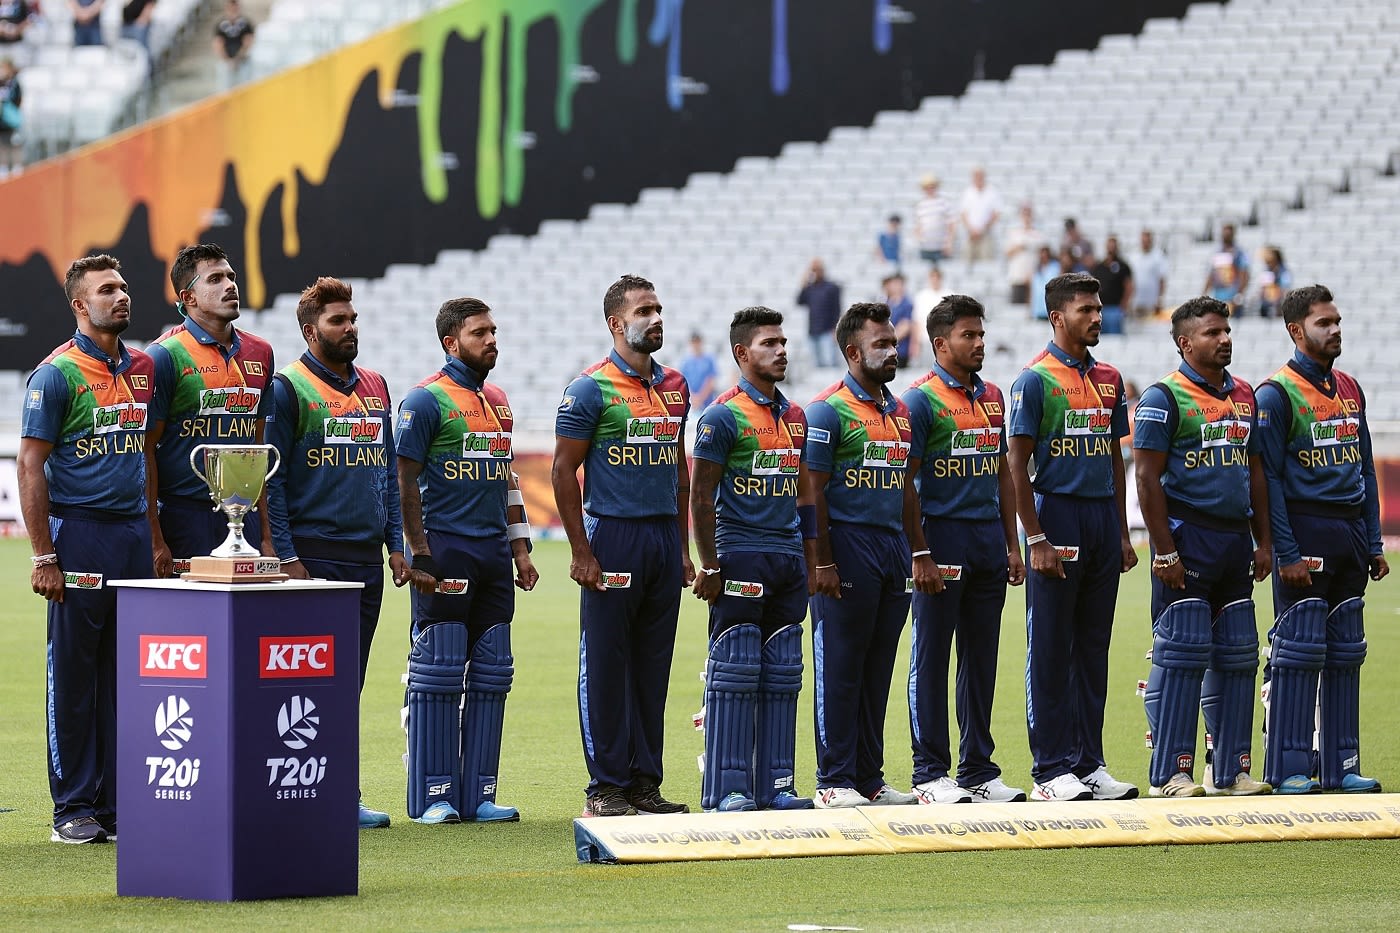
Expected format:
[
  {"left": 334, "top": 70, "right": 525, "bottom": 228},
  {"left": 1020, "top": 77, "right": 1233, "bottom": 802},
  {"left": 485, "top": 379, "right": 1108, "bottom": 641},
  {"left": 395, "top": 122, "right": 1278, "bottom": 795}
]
[
  {"left": 627, "top": 782, "right": 690, "bottom": 814},
  {"left": 582, "top": 785, "right": 637, "bottom": 818},
  {"left": 52, "top": 816, "right": 108, "bottom": 844}
]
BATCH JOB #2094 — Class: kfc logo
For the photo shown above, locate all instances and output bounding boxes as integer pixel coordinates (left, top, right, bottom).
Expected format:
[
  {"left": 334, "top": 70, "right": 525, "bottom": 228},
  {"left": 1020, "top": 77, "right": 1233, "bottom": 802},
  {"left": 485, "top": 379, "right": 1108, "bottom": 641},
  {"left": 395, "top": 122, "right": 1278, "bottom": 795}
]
[
  {"left": 259, "top": 636, "right": 335, "bottom": 678},
  {"left": 140, "top": 635, "right": 208, "bottom": 679}
]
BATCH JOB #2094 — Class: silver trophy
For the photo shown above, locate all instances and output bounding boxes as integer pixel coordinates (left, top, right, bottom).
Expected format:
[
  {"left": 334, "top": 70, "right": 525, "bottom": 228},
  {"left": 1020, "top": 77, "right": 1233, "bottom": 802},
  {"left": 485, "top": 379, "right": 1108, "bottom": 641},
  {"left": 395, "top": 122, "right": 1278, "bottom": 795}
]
[{"left": 189, "top": 443, "right": 281, "bottom": 559}]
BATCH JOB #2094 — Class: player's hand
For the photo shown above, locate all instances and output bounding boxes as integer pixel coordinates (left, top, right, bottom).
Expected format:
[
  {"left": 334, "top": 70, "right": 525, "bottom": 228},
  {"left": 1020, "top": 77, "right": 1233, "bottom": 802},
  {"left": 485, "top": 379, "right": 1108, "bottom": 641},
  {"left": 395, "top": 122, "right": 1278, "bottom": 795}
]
[
  {"left": 152, "top": 539, "right": 174, "bottom": 579},
  {"left": 1120, "top": 536, "right": 1139, "bottom": 573},
  {"left": 1029, "top": 540, "right": 1065, "bottom": 579},
  {"left": 680, "top": 553, "right": 696, "bottom": 588},
  {"left": 692, "top": 568, "right": 722, "bottom": 605},
  {"left": 32, "top": 563, "right": 63, "bottom": 602},
  {"left": 570, "top": 548, "right": 606, "bottom": 592},
  {"left": 1277, "top": 560, "right": 1312, "bottom": 590},
  {"left": 283, "top": 560, "right": 312, "bottom": 581},
  {"left": 1152, "top": 559, "right": 1186, "bottom": 591},
  {"left": 514, "top": 553, "right": 539, "bottom": 591},
  {"left": 811, "top": 564, "right": 841, "bottom": 599},
  {"left": 1007, "top": 549, "right": 1027, "bottom": 587},
  {"left": 1252, "top": 546, "right": 1273, "bottom": 582},
  {"left": 388, "top": 553, "right": 411, "bottom": 588},
  {"left": 912, "top": 554, "right": 943, "bottom": 594},
  {"left": 1370, "top": 554, "right": 1389, "bottom": 582}
]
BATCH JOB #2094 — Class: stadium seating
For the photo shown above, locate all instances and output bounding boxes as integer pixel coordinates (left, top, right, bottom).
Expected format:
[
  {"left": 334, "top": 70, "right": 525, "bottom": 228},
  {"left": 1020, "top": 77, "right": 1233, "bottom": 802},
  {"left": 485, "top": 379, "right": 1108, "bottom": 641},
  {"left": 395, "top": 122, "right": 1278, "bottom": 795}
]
[{"left": 249, "top": 0, "right": 459, "bottom": 78}]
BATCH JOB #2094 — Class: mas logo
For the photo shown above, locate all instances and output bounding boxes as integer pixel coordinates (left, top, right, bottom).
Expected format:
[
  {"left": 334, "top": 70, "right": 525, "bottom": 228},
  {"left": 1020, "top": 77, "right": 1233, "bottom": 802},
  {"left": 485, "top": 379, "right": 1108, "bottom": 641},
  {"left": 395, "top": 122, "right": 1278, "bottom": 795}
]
[
  {"left": 91, "top": 402, "right": 147, "bottom": 434},
  {"left": 461, "top": 431, "right": 512, "bottom": 458},
  {"left": 323, "top": 416, "right": 384, "bottom": 445}
]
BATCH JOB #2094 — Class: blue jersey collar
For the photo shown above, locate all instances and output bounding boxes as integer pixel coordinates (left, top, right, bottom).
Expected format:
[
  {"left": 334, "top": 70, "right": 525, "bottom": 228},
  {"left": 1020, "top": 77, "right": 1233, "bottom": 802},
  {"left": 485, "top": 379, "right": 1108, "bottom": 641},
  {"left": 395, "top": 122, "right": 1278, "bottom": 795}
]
[
  {"left": 300, "top": 351, "right": 359, "bottom": 392},
  {"left": 931, "top": 360, "right": 985, "bottom": 399},
  {"left": 1177, "top": 360, "right": 1234, "bottom": 395},
  {"left": 72, "top": 330, "right": 133, "bottom": 374},
  {"left": 184, "top": 314, "right": 243, "bottom": 358},
  {"left": 442, "top": 355, "right": 487, "bottom": 391},
  {"left": 1292, "top": 348, "right": 1334, "bottom": 382},
  {"left": 1044, "top": 340, "right": 1095, "bottom": 371},
  {"left": 738, "top": 376, "right": 790, "bottom": 415},
  {"left": 609, "top": 348, "right": 667, "bottom": 386},
  {"left": 841, "top": 372, "right": 899, "bottom": 413}
]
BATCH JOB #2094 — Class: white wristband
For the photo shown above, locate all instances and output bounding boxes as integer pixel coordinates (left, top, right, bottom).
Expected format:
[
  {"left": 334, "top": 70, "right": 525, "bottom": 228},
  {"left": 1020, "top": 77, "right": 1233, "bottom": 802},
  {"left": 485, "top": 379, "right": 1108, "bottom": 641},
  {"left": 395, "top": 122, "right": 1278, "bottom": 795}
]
[
  {"left": 911, "top": 549, "right": 931, "bottom": 559},
  {"left": 701, "top": 566, "right": 721, "bottom": 576},
  {"left": 507, "top": 522, "right": 531, "bottom": 542},
  {"left": 1026, "top": 533, "right": 1048, "bottom": 546},
  {"left": 508, "top": 489, "right": 525, "bottom": 508}
]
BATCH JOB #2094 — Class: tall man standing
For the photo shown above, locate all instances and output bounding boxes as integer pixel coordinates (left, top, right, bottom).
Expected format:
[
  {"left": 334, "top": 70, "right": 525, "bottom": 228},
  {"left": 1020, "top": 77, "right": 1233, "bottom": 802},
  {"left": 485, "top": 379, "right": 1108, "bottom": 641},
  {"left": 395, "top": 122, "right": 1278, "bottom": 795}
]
[
  {"left": 1255, "top": 285, "right": 1387, "bottom": 794},
  {"left": 264, "top": 276, "right": 407, "bottom": 829},
  {"left": 397, "top": 297, "right": 537, "bottom": 824},
  {"left": 1007, "top": 272, "right": 1139, "bottom": 802},
  {"left": 1134, "top": 297, "right": 1273, "bottom": 798},
  {"left": 691, "top": 307, "right": 814, "bottom": 812},
  {"left": 148, "top": 243, "right": 275, "bottom": 578},
  {"left": 805, "top": 303, "right": 920, "bottom": 808},
  {"left": 19, "top": 255, "right": 157, "bottom": 843},
  {"left": 552, "top": 274, "right": 693, "bottom": 819},
  {"left": 903, "top": 295, "right": 1027, "bottom": 805}
]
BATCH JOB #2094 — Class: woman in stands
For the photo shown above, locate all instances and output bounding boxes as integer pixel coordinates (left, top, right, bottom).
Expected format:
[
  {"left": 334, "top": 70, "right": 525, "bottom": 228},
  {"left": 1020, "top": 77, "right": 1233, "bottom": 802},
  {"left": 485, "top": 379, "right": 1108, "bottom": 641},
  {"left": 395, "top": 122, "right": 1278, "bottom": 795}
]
[{"left": 0, "top": 55, "right": 20, "bottom": 177}]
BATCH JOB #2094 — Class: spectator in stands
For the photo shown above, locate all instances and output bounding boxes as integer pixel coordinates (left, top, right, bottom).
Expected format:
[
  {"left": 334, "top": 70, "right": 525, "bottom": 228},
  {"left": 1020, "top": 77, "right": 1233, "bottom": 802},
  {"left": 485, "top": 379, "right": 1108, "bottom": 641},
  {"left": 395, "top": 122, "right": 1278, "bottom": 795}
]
[
  {"left": 213, "top": 0, "right": 254, "bottom": 91},
  {"left": 1029, "top": 246, "right": 1058, "bottom": 321},
  {"left": 1202, "top": 222, "right": 1249, "bottom": 312},
  {"left": 70, "top": 0, "right": 104, "bottom": 46},
  {"left": 1128, "top": 229, "right": 1168, "bottom": 319},
  {"left": 875, "top": 214, "right": 902, "bottom": 273},
  {"left": 883, "top": 272, "right": 915, "bottom": 368},
  {"left": 1255, "top": 246, "right": 1290, "bottom": 318},
  {"left": 1057, "top": 245, "right": 1086, "bottom": 276},
  {"left": 1003, "top": 203, "right": 1045, "bottom": 310},
  {"left": 679, "top": 331, "right": 720, "bottom": 412},
  {"left": 797, "top": 258, "right": 841, "bottom": 369},
  {"left": 0, "top": 2, "right": 32, "bottom": 63},
  {"left": 958, "top": 165, "right": 1001, "bottom": 266},
  {"left": 913, "top": 173, "right": 954, "bottom": 268},
  {"left": 1060, "top": 217, "right": 1091, "bottom": 263},
  {"left": 1091, "top": 235, "right": 1133, "bottom": 335},
  {"left": 121, "top": 0, "right": 156, "bottom": 61},
  {"left": 0, "top": 55, "right": 19, "bottom": 177},
  {"left": 913, "top": 266, "right": 947, "bottom": 324}
]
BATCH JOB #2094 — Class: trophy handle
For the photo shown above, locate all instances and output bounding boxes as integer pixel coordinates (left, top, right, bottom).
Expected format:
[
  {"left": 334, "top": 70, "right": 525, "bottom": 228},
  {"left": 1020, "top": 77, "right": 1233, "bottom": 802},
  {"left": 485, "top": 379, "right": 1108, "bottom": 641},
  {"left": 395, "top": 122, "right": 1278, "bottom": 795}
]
[
  {"left": 261, "top": 444, "right": 282, "bottom": 481},
  {"left": 189, "top": 443, "right": 212, "bottom": 487}
]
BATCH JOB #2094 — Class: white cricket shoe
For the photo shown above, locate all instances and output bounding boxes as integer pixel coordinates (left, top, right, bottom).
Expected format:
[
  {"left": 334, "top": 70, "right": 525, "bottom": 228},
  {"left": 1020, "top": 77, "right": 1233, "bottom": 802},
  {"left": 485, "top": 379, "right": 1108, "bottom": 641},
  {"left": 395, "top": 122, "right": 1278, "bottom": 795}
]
[
  {"left": 913, "top": 776, "right": 973, "bottom": 805},
  {"left": 965, "top": 777, "right": 1028, "bottom": 803},
  {"left": 1149, "top": 772, "right": 1205, "bottom": 798},
  {"left": 1206, "top": 772, "right": 1272, "bottom": 796},
  {"left": 1080, "top": 766, "right": 1139, "bottom": 800},
  {"left": 866, "top": 784, "right": 919, "bottom": 805},
  {"left": 1032, "top": 773, "right": 1092, "bottom": 801},
  {"left": 814, "top": 786, "right": 868, "bottom": 809}
]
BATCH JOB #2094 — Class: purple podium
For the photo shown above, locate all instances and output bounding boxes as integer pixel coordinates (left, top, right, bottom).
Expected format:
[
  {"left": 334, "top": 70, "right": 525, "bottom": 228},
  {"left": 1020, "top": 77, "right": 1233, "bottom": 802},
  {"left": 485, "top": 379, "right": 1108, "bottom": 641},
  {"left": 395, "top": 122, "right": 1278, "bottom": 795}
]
[{"left": 113, "top": 579, "right": 363, "bottom": 901}]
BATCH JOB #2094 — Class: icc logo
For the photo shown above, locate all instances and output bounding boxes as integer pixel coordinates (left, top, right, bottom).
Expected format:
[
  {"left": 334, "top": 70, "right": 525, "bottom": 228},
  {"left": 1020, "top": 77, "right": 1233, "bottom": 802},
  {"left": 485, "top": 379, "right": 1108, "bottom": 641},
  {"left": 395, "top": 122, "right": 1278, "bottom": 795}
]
[
  {"left": 277, "top": 696, "right": 320, "bottom": 750},
  {"left": 155, "top": 695, "right": 194, "bottom": 751}
]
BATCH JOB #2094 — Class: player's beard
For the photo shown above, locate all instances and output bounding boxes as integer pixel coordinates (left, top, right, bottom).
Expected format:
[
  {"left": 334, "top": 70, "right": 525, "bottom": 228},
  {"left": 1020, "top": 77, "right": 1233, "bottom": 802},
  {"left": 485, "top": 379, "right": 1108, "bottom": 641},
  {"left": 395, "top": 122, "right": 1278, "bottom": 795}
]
[
  {"left": 456, "top": 345, "right": 497, "bottom": 375},
  {"left": 90, "top": 305, "right": 131, "bottom": 335},
  {"left": 859, "top": 349, "right": 898, "bottom": 386},
  {"left": 315, "top": 328, "right": 359, "bottom": 366},
  {"left": 625, "top": 319, "right": 663, "bottom": 354},
  {"left": 1304, "top": 331, "right": 1341, "bottom": 363}
]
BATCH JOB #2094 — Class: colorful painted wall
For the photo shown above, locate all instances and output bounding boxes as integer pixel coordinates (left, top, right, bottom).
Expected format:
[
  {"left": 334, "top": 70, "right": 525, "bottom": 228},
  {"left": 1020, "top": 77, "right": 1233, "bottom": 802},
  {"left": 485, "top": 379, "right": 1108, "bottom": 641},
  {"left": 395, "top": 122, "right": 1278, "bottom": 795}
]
[{"left": 0, "top": 0, "right": 1188, "bottom": 368}]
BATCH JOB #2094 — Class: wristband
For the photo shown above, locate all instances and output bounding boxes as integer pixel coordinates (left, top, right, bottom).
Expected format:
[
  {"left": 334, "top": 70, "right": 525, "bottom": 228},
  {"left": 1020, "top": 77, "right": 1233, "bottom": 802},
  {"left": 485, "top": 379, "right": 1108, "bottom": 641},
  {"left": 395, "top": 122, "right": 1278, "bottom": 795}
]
[
  {"left": 1025, "top": 533, "right": 1048, "bottom": 546},
  {"left": 1152, "top": 551, "right": 1180, "bottom": 567},
  {"left": 508, "top": 489, "right": 525, "bottom": 508},
  {"left": 911, "top": 549, "right": 931, "bottom": 559},
  {"left": 815, "top": 563, "right": 836, "bottom": 571},
  {"left": 700, "top": 566, "right": 721, "bottom": 576},
  {"left": 798, "top": 504, "right": 818, "bottom": 540},
  {"left": 411, "top": 553, "right": 440, "bottom": 579},
  {"left": 31, "top": 553, "right": 58, "bottom": 567},
  {"left": 507, "top": 522, "right": 531, "bottom": 541},
  {"left": 280, "top": 556, "right": 301, "bottom": 565}
]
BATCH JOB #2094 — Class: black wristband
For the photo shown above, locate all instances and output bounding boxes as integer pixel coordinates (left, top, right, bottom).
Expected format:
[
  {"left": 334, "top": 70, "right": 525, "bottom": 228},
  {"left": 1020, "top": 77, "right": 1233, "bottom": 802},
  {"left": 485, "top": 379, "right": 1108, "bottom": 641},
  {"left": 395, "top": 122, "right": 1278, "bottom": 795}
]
[{"left": 411, "top": 554, "right": 440, "bottom": 579}]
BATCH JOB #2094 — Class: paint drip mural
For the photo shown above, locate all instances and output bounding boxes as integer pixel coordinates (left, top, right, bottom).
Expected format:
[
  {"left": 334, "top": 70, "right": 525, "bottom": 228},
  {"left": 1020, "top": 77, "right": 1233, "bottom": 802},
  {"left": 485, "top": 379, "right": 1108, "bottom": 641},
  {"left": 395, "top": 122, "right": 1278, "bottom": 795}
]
[{"left": 0, "top": 0, "right": 1186, "bottom": 368}]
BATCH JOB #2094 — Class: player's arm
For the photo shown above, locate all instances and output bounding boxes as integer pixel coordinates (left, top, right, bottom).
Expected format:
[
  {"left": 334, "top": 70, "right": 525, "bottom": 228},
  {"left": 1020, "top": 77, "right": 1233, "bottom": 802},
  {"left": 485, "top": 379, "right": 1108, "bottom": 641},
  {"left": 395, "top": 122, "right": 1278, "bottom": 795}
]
[
  {"left": 18, "top": 436, "right": 61, "bottom": 603},
  {"left": 1111, "top": 378, "right": 1138, "bottom": 573},
  {"left": 997, "top": 456, "right": 1025, "bottom": 586},
  {"left": 689, "top": 456, "right": 723, "bottom": 604},
  {"left": 551, "top": 435, "right": 604, "bottom": 592},
  {"left": 1255, "top": 382, "right": 1307, "bottom": 587},
  {"left": 253, "top": 353, "right": 274, "bottom": 557},
  {"left": 805, "top": 467, "right": 839, "bottom": 598},
  {"left": 145, "top": 343, "right": 173, "bottom": 575},
  {"left": 1248, "top": 454, "right": 1273, "bottom": 582},
  {"left": 1132, "top": 387, "right": 1176, "bottom": 586},
  {"left": 263, "top": 375, "right": 309, "bottom": 580},
  {"left": 506, "top": 470, "right": 538, "bottom": 592},
  {"left": 1358, "top": 390, "right": 1388, "bottom": 580},
  {"left": 902, "top": 454, "right": 941, "bottom": 594},
  {"left": 675, "top": 428, "right": 695, "bottom": 588},
  {"left": 1006, "top": 370, "right": 1062, "bottom": 579},
  {"left": 395, "top": 455, "right": 438, "bottom": 594},
  {"left": 381, "top": 393, "right": 410, "bottom": 590}
]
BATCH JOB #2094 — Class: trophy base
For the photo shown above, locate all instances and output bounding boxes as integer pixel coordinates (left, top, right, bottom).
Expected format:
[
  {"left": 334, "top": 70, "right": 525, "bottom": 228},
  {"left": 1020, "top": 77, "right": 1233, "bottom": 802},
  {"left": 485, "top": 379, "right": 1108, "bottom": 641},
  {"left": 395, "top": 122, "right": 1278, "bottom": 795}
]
[{"left": 183, "top": 555, "right": 289, "bottom": 584}]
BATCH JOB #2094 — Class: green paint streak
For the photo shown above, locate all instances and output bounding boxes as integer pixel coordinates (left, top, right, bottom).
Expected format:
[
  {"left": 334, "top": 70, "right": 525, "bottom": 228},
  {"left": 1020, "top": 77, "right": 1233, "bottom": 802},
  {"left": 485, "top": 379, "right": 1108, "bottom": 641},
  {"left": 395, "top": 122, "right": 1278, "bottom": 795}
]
[{"left": 410, "top": 0, "right": 621, "bottom": 217}]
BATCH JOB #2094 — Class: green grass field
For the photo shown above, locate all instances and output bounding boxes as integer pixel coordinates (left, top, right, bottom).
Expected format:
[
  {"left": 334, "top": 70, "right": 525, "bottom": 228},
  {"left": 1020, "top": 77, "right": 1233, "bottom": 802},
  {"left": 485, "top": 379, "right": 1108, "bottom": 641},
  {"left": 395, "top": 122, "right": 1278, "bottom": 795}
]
[{"left": 2, "top": 538, "right": 1398, "bottom": 931}]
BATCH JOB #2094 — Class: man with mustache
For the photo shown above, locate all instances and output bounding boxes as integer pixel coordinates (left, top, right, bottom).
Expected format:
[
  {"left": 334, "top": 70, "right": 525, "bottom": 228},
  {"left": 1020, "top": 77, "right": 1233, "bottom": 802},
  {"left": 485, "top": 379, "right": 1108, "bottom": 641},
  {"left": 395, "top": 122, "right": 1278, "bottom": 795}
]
[
  {"left": 147, "top": 243, "right": 275, "bottom": 578},
  {"left": 19, "top": 255, "right": 157, "bottom": 843},
  {"left": 804, "top": 303, "right": 919, "bottom": 808},
  {"left": 553, "top": 274, "right": 694, "bottom": 818},
  {"left": 395, "top": 297, "right": 537, "bottom": 825},
  {"left": 264, "top": 276, "right": 408, "bottom": 829},
  {"left": 1134, "top": 297, "right": 1272, "bottom": 798},
  {"left": 691, "top": 307, "right": 816, "bottom": 813},
  {"left": 1255, "top": 284, "right": 1388, "bottom": 794},
  {"left": 1007, "top": 271, "right": 1139, "bottom": 802}
]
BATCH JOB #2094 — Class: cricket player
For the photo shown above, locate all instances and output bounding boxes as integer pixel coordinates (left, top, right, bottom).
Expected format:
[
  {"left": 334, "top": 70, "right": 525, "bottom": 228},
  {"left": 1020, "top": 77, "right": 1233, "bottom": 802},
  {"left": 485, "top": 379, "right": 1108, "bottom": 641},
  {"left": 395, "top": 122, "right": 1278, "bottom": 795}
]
[
  {"left": 1255, "top": 284, "right": 1387, "bottom": 794},
  {"left": 691, "top": 306, "right": 814, "bottom": 812},
  {"left": 1134, "top": 297, "right": 1272, "bottom": 798}
]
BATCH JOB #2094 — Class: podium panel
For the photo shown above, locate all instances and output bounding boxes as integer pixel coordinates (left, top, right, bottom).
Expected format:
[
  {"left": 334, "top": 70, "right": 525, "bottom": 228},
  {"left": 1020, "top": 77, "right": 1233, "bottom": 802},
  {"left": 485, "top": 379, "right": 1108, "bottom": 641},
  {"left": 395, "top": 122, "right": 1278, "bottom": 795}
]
[{"left": 114, "top": 579, "right": 363, "bottom": 901}]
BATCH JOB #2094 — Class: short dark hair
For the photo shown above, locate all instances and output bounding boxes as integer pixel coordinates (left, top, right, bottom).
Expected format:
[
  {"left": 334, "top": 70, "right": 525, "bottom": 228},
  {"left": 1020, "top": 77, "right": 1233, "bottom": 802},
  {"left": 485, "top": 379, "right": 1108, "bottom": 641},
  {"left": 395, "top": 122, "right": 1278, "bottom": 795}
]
[
  {"left": 1044, "top": 271, "right": 1100, "bottom": 316},
  {"left": 437, "top": 297, "right": 492, "bottom": 342},
  {"left": 64, "top": 254, "right": 121, "bottom": 301},
  {"left": 295, "top": 276, "right": 353, "bottom": 329},
  {"left": 1280, "top": 284, "right": 1333, "bottom": 326},
  {"left": 835, "top": 302, "right": 891, "bottom": 355},
  {"left": 170, "top": 243, "right": 229, "bottom": 294},
  {"left": 1170, "top": 296, "right": 1230, "bottom": 342},
  {"left": 603, "top": 274, "right": 655, "bottom": 319},
  {"left": 729, "top": 306, "right": 783, "bottom": 353},
  {"left": 926, "top": 294, "right": 985, "bottom": 343}
]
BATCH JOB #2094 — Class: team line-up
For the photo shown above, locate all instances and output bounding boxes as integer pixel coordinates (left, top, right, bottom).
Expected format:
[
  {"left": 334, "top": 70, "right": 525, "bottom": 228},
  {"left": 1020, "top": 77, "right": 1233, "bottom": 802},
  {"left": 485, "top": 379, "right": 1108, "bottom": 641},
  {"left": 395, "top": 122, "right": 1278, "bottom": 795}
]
[{"left": 21, "top": 245, "right": 1385, "bottom": 844}]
